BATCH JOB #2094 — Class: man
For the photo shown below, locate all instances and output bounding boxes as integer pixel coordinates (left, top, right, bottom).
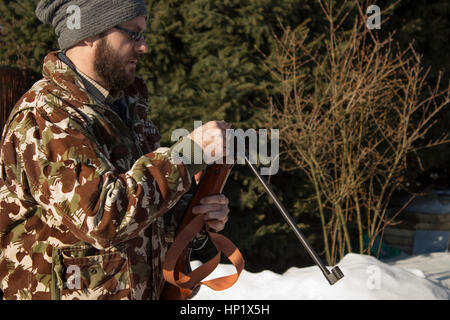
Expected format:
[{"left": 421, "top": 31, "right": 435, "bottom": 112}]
[{"left": 0, "top": 0, "right": 231, "bottom": 300}]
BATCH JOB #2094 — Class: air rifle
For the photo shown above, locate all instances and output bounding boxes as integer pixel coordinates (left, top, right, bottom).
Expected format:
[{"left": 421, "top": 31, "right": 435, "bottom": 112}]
[{"left": 161, "top": 136, "right": 344, "bottom": 300}]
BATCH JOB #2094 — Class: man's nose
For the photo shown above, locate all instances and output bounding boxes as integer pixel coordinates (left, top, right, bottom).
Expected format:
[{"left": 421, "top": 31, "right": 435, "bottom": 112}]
[{"left": 136, "top": 39, "right": 148, "bottom": 54}]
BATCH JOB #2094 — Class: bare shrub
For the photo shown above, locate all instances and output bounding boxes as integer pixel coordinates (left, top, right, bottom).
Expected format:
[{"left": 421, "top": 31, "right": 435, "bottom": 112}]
[{"left": 264, "top": 0, "right": 450, "bottom": 264}]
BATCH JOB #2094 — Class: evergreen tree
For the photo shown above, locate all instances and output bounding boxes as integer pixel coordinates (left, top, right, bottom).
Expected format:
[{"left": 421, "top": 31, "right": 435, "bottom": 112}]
[
  {"left": 0, "top": 0, "right": 57, "bottom": 71},
  {"left": 141, "top": 0, "right": 317, "bottom": 140},
  {"left": 0, "top": 0, "right": 448, "bottom": 272}
]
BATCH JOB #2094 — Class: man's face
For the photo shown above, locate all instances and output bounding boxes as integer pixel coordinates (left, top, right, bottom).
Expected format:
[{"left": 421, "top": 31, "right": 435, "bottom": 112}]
[{"left": 93, "top": 16, "right": 147, "bottom": 91}]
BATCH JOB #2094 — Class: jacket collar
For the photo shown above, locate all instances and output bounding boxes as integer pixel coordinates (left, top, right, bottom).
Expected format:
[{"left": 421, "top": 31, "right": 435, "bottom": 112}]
[{"left": 42, "top": 51, "right": 124, "bottom": 106}]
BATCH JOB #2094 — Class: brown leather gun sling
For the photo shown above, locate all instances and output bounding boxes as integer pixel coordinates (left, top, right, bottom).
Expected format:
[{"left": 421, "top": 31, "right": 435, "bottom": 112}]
[{"left": 162, "top": 163, "right": 245, "bottom": 300}]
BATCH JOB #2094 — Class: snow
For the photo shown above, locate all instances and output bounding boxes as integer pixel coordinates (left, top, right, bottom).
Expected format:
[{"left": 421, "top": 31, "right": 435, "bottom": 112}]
[{"left": 191, "top": 252, "right": 450, "bottom": 300}]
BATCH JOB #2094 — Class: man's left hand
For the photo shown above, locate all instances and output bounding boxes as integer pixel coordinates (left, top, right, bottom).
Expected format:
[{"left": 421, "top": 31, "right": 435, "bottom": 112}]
[{"left": 192, "top": 194, "right": 230, "bottom": 232}]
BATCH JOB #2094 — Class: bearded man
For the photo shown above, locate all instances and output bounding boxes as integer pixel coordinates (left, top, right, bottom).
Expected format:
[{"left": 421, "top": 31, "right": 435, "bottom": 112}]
[{"left": 0, "top": 0, "right": 231, "bottom": 300}]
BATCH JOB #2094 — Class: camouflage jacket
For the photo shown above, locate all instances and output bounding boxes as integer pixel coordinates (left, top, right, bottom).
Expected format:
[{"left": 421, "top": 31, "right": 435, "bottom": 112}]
[{"left": 0, "top": 52, "right": 205, "bottom": 300}]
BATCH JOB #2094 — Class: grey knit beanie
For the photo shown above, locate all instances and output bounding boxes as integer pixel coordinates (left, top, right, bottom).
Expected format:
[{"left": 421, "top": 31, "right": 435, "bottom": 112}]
[{"left": 36, "top": 0, "right": 148, "bottom": 50}]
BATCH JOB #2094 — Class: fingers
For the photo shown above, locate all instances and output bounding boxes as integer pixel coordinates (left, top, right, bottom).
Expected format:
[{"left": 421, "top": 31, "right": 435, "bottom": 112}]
[
  {"left": 188, "top": 121, "right": 232, "bottom": 162},
  {"left": 199, "top": 194, "right": 229, "bottom": 205},
  {"left": 204, "top": 215, "right": 229, "bottom": 232},
  {"left": 192, "top": 194, "right": 230, "bottom": 232},
  {"left": 191, "top": 203, "right": 230, "bottom": 218}
]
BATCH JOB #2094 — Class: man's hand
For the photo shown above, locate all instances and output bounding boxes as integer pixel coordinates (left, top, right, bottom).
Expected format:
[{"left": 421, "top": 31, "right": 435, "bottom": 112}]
[
  {"left": 192, "top": 194, "right": 230, "bottom": 232},
  {"left": 188, "top": 120, "right": 232, "bottom": 162}
]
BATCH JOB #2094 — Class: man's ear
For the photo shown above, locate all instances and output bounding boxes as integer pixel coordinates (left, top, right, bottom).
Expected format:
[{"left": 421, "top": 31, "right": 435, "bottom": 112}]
[
  {"left": 82, "top": 36, "right": 96, "bottom": 47},
  {"left": 84, "top": 32, "right": 108, "bottom": 48}
]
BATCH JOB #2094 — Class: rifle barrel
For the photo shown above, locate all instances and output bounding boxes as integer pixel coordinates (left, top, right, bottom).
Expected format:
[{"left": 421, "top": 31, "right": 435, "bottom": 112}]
[{"left": 240, "top": 149, "right": 344, "bottom": 285}]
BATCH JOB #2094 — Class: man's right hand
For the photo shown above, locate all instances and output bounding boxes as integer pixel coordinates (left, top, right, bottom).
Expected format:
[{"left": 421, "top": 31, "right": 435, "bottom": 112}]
[{"left": 188, "top": 120, "right": 231, "bottom": 162}]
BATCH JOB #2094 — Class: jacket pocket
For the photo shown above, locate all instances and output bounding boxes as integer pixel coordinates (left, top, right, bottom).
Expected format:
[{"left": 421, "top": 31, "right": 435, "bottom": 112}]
[{"left": 51, "top": 244, "right": 132, "bottom": 300}]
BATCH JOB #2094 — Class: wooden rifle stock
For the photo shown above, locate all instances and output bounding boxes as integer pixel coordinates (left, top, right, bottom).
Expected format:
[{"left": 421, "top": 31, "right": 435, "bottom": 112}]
[{"left": 161, "top": 162, "right": 244, "bottom": 300}]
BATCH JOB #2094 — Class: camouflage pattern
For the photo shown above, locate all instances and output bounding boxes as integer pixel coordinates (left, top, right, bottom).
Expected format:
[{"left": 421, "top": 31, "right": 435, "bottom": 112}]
[{"left": 0, "top": 51, "right": 202, "bottom": 300}]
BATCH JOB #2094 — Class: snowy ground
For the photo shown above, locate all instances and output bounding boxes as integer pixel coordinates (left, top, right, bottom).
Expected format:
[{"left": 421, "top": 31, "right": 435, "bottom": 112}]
[{"left": 191, "top": 252, "right": 450, "bottom": 300}]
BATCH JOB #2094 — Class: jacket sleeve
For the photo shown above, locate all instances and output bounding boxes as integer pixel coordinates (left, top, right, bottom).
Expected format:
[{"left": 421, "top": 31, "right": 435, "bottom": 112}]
[{"left": 0, "top": 106, "right": 205, "bottom": 250}]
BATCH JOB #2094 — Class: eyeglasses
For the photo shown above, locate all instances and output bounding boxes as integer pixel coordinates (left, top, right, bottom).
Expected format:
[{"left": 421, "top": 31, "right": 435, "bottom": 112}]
[{"left": 114, "top": 25, "right": 145, "bottom": 42}]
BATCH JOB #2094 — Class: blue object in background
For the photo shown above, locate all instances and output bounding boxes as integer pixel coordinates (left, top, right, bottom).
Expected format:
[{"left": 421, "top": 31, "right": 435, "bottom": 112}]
[
  {"left": 363, "top": 232, "right": 404, "bottom": 260},
  {"left": 412, "top": 230, "right": 450, "bottom": 255}
]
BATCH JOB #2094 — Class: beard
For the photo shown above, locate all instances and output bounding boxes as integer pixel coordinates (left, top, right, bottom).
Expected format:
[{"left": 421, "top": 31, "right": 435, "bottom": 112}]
[{"left": 94, "top": 38, "right": 136, "bottom": 92}]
